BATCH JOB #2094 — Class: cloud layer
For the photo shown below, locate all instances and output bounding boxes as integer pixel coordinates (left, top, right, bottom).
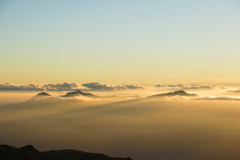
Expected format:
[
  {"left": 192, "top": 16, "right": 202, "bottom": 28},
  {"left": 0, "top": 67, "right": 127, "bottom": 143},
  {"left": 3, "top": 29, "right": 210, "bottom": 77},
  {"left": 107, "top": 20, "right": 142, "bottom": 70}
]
[
  {"left": 0, "top": 82, "right": 144, "bottom": 91},
  {"left": 82, "top": 82, "right": 144, "bottom": 91},
  {"left": 192, "top": 96, "right": 240, "bottom": 101},
  {"left": 0, "top": 83, "right": 43, "bottom": 91},
  {"left": 228, "top": 88, "right": 240, "bottom": 93},
  {"left": 155, "top": 83, "right": 214, "bottom": 90},
  {"left": 0, "top": 82, "right": 82, "bottom": 91}
]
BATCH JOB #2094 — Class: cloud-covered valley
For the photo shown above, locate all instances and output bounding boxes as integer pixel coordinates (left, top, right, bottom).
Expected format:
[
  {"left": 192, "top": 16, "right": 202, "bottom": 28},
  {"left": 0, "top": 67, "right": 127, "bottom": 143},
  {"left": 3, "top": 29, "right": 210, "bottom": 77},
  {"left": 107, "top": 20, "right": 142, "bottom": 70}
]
[{"left": 1, "top": 94, "right": 240, "bottom": 160}]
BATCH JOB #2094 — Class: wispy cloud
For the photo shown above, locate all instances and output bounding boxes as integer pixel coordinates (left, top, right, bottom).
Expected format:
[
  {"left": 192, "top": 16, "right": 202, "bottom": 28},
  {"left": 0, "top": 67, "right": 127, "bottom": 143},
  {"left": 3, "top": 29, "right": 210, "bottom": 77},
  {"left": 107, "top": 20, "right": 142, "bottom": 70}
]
[
  {"left": 192, "top": 96, "right": 240, "bottom": 101},
  {"left": 228, "top": 88, "right": 240, "bottom": 93},
  {"left": 155, "top": 83, "right": 214, "bottom": 90}
]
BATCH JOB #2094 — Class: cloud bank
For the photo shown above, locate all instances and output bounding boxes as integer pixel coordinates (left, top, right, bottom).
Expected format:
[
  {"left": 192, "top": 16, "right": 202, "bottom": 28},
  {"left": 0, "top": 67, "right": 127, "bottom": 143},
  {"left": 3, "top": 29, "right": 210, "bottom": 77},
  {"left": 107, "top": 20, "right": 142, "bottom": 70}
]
[
  {"left": 228, "top": 88, "right": 240, "bottom": 93},
  {"left": 155, "top": 83, "right": 214, "bottom": 90},
  {"left": 82, "top": 82, "right": 144, "bottom": 91},
  {"left": 192, "top": 96, "right": 240, "bottom": 101},
  {"left": 0, "top": 83, "right": 43, "bottom": 91},
  {"left": 0, "top": 82, "right": 82, "bottom": 91},
  {"left": 0, "top": 82, "right": 144, "bottom": 91}
]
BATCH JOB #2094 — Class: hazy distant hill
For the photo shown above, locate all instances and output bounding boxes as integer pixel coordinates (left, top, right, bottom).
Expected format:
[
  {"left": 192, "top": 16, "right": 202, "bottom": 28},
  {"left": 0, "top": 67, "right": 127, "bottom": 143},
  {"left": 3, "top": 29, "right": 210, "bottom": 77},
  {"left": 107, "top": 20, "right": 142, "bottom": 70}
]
[
  {"left": 147, "top": 90, "right": 197, "bottom": 99},
  {"left": 36, "top": 92, "right": 52, "bottom": 97},
  {"left": 62, "top": 90, "right": 97, "bottom": 98},
  {"left": 0, "top": 145, "right": 132, "bottom": 160},
  {"left": 29, "top": 92, "right": 53, "bottom": 101}
]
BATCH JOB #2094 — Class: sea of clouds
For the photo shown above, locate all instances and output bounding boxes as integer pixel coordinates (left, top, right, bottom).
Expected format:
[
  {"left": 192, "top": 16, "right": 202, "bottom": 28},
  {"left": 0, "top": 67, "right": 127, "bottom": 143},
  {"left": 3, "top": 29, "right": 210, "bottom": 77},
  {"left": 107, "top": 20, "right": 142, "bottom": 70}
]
[
  {"left": 0, "top": 82, "right": 144, "bottom": 91},
  {"left": 0, "top": 82, "right": 229, "bottom": 91}
]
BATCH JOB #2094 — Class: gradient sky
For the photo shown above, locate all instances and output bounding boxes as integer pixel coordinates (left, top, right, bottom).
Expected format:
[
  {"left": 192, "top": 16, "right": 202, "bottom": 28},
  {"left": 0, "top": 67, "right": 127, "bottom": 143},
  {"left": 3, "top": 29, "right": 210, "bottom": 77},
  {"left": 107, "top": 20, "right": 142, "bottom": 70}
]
[{"left": 0, "top": 0, "right": 240, "bottom": 84}]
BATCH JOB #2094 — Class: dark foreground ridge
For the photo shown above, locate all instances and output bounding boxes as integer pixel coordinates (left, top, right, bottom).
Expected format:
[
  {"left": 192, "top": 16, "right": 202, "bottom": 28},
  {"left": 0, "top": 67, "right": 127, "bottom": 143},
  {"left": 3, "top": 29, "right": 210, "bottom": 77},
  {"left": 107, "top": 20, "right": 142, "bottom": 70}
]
[
  {"left": 0, "top": 145, "right": 132, "bottom": 160},
  {"left": 62, "top": 89, "right": 96, "bottom": 98},
  {"left": 147, "top": 90, "right": 197, "bottom": 99}
]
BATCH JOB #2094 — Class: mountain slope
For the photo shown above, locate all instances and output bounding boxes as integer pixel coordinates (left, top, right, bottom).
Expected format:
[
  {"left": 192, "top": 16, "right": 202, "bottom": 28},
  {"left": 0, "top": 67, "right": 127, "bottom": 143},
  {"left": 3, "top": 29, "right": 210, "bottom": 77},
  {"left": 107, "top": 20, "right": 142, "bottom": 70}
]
[
  {"left": 43, "top": 149, "right": 132, "bottom": 160},
  {"left": 0, "top": 145, "right": 132, "bottom": 160},
  {"left": 0, "top": 145, "right": 44, "bottom": 160},
  {"left": 147, "top": 90, "right": 197, "bottom": 99},
  {"left": 62, "top": 90, "right": 96, "bottom": 98}
]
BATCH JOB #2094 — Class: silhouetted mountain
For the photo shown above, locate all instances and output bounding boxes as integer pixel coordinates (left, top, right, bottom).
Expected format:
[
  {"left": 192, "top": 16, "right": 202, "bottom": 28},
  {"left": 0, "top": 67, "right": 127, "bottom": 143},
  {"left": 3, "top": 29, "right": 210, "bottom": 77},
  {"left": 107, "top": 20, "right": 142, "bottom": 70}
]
[
  {"left": 147, "top": 90, "right": 197, "bottom": 99},
  {"left": 30, "top": 92, "right": 52, "bottom": 100},
  {"left": 36, "top": 92, "right": 51, "bottom": 97},
  {"left": 0, "top": 145, "right": 132, "bottom": 160},
  {"left": 0, "top": 145, "right": 44, "bottom": 160},
  {"left": 62, "top": 90, "right": 96, "bottom": 98},
  {"left": 43, "top": 150, "right": 132, "bottom": 160}
]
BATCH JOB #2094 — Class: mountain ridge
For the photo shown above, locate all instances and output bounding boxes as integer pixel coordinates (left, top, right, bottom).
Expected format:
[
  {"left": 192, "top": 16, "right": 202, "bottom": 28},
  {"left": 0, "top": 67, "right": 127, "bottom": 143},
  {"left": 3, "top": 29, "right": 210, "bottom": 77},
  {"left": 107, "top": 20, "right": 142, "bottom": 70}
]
[
  {"left": 0, "top": 145, "right": 132, "bottom": 160},
  {"left": 147, "top": 90, "right": 197, "bottom": 99},
  {"left": 61, "top": 89, "right": 97, "bottom": 98}
]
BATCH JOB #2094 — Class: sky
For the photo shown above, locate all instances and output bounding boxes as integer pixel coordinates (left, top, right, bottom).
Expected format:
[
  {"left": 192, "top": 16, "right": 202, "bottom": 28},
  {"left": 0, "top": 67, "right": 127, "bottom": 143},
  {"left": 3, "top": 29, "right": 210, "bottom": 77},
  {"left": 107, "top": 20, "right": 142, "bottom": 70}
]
[{"left": 0, "top": 0, "right": 240, "bottom": 84}]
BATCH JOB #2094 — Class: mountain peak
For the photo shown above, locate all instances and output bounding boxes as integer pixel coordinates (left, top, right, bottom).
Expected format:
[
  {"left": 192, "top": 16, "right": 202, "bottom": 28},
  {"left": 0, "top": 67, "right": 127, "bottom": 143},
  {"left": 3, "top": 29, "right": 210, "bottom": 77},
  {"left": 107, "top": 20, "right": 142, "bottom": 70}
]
[
  {"left": 37, "top": 92, "right": 51, "bottom": 96},
  {"left": 172, "top": 90, "right": 187, "bottom": 95},
  {"left": 62, "top": 90, "right": 95, "bottom": 98},
  {"left": 76, "top": 90, "right": 83, "bottom": 94},
  {"left": 147, "top": 90, "right": 197, "bottom": 99},
  {"left": 20, "top": 145, "right": 39, "bottom": 153}
]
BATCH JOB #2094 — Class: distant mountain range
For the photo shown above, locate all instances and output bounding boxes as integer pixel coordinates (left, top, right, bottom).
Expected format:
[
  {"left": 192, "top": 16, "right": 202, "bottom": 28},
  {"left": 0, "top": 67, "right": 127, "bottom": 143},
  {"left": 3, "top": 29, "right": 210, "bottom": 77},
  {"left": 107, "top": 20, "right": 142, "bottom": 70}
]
[
  {"left": 0, "top": 145, "right": 132, "bottom": 160},
  {"left": 33, "top": 90, "right": 197, "bottom": 101},
  {"left": 34, "top": 90, "right": 97, "bottom": 99},
  {"left": 61, "top": 90, "right": 96, "bottom": 98}
]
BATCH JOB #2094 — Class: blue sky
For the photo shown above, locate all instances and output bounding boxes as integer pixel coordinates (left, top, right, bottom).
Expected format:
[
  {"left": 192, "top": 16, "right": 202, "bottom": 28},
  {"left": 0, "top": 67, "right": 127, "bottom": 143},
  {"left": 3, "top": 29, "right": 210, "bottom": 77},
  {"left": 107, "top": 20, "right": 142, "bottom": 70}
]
[{"left": 0, "top": 0, "right": 240, "bottom": 84}]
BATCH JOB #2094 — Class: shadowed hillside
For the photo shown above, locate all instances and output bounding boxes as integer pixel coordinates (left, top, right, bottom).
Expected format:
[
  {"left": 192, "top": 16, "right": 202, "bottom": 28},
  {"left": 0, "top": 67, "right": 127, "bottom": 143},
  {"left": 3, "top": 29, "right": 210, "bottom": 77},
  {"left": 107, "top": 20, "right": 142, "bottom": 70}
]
[{"left": 0, "top": 145, "right": 132, "bottom": 160}]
